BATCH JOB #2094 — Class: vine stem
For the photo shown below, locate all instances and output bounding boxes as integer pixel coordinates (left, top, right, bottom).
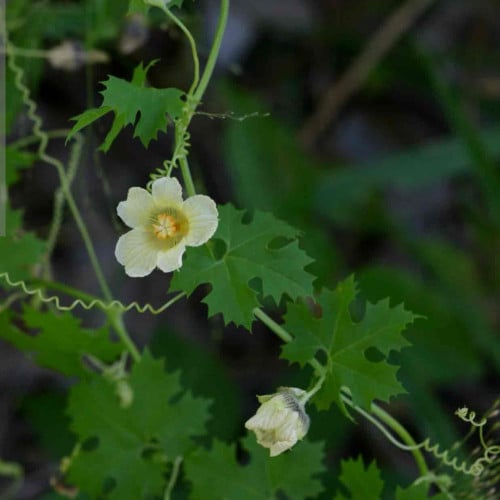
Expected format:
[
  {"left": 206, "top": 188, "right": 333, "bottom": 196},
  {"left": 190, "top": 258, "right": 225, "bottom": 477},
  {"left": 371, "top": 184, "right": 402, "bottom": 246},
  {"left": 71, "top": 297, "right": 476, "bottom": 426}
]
[
  {"left": 179, "top": 0, "right": 229, "bottom": 196},
  {"left": 42, "top": 133, "right": 83, "bottom": 280},
  {"left": 193, "top": 0, "right": 229, "bottom": 103},
  {"left": 253, "top": 308, "right": 293, "bottom": 342},
  {"left": 154, "top": 0, "right": 230, "bottom": 195},
  {"left": 109, "top": 311, "right": 141, "bottom": 362},
  {"left": 163, "top": 8, "right": 200, "bottom": 94},
  {"left": 8, "top": 129, "right": 71, "bottom": 149},
  {"left": 253, "top": 307, "right": 431, "bottom": 480},
  {"left": 164, "top": 456, "right": 183, "bottom": 500},
  {"left": 341, "top": 392, "right": 429, "bottom": 477}
]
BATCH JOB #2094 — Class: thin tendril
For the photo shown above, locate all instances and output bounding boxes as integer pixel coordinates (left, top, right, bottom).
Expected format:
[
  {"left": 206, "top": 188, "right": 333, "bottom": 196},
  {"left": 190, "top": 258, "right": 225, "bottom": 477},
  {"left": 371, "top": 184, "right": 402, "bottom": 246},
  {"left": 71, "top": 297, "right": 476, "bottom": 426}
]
[
  {"left": 163, "top": 8, "right": 199, "bottom": 94},
  {"left": 0, "top": 272, "right": 186, "bottom": 315}
]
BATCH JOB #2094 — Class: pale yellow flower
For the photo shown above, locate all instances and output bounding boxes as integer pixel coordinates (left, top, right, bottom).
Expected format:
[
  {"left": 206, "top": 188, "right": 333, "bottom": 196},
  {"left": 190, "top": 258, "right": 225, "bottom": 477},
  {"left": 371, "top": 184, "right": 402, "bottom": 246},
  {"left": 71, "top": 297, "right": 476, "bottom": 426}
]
[
  {"left": 245, "top": 387, "right": 310, "bottom": 457},
  {"left": 115, "top": 177, "right": 218, "bottom": 277}
]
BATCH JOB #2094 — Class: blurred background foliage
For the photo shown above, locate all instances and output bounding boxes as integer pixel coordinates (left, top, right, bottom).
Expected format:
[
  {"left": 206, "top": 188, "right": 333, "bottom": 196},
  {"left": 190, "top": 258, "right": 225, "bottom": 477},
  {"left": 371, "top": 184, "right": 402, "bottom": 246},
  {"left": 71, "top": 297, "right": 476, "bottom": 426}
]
[{"left": 1, "top": 0, "right": 499, "bottom": 498}]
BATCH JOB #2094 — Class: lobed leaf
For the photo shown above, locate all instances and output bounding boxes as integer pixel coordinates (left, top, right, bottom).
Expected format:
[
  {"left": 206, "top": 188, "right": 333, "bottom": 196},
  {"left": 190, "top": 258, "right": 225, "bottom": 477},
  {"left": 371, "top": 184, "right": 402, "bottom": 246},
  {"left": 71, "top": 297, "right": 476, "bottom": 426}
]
[
  {"left": 0, "top": 307, "right": 121, "bottom": 377},
  {"left": 281, "top": 276, "right": 418, "bottom": 411},
  {"left": 334, "top": 456, "right": 384, "bottom": 500},
  {"left": 67, "top": 350, "right": 211, "bottom": 499},
  {"left": 67, "top": 61, "right": 185, "bottom": 151},
  {"left": 170, "top": 204, "right": 315, "bottom": 329}
]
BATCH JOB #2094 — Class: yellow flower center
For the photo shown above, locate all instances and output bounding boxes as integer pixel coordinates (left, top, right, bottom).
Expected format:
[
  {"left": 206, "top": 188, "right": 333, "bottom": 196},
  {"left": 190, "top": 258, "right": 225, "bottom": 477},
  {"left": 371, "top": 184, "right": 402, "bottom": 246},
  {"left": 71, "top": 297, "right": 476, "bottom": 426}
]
[
  {"left": 152, "top": 213, "right": 179, "bottom": 240},
  {"left": 150, "top": 209, "right": 188, "bottom": 249}
]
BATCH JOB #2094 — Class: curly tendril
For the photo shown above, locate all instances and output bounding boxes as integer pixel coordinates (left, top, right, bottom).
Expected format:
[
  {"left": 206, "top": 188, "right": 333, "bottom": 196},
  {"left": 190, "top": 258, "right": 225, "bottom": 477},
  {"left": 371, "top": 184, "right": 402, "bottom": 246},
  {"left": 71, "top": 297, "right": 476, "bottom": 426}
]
[
  {"left": 0, "top": 273, "right": 185, "bottom": 315},
  {"left": 342, "top": 393, "right": 497, "bottom": 479}
]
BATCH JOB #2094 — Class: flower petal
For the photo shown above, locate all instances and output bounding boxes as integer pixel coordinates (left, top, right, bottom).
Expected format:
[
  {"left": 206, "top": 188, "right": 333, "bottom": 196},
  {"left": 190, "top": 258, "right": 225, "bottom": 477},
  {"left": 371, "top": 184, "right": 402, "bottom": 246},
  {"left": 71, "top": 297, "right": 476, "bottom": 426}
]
[
  {"left": 270, "top": 439, "right": 296, "bottom": 457},
  {"left": 182, "top": 195, "right": 219, "bottom": 246},
  {"left": 115, "top": 228, "right": 158, "bottom": 277},
  {"left": 117, "top": 187, "right": 155, "bottom": 228},
  {"left": 157, "top": 243, "right": 186, "bottom": 273},
  {"left": 152, "top": 177, "right": 184, "bottom": 208}
]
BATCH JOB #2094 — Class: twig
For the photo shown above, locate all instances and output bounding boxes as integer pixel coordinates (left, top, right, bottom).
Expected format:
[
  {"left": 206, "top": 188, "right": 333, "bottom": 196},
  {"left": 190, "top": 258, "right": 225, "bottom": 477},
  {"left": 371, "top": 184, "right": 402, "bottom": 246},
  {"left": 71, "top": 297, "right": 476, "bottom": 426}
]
[{"left": 299, "top": 0, "right": 437, "bottom": 147}]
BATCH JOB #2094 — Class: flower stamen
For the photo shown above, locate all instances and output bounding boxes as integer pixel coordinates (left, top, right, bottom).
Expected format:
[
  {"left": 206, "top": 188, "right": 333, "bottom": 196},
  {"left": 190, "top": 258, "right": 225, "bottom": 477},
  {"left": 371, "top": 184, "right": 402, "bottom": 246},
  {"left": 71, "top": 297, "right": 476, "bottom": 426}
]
[{"left": 152, "top": 213, "right": 179, "bottom": 240}]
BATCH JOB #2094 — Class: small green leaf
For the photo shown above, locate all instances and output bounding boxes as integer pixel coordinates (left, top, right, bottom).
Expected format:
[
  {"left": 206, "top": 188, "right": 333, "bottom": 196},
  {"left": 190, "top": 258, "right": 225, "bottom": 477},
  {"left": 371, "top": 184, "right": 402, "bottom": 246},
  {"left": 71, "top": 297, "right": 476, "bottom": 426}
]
[
  {"left": 185, "top": 435, "right": 325, "bottom": 500},
  {"left": 334, "top": 456, "right": 384, "bottom": 500},
  {"left": 170, "top": 204, "right": 315, "bottom": 329},
  {"left": 0, "top": 307, "right": 121, "bottom": 377},
  {"left": 0, "top": 208, "right": 45, "bottom": 285},
  {"left": 281, "top": 276, "right": 418, "bottom": 411},
  {"left": 67, "top": 62, "right": 185, "bottom": 151},
  {"left": 67, "top": 351, "right": 211, "bottom": 499}
]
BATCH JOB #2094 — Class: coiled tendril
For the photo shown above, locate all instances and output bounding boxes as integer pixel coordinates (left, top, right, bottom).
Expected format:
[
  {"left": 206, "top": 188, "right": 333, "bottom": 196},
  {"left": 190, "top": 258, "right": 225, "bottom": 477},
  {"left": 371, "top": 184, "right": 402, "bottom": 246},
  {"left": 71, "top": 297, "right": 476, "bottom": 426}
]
[{"left": 0, "top": 273, "right": 185, "bottom": 315}]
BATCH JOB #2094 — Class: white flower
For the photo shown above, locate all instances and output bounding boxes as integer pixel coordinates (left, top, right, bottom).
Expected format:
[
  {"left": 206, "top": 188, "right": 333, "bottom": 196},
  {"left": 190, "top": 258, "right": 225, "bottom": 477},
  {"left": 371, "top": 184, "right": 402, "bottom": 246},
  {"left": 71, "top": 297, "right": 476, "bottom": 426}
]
[
  {"left": 245, "top": 387, "right": 310, "bottom": 457},
  {"left": 115, "top": 177, "right": 218, "bottom": 277}
]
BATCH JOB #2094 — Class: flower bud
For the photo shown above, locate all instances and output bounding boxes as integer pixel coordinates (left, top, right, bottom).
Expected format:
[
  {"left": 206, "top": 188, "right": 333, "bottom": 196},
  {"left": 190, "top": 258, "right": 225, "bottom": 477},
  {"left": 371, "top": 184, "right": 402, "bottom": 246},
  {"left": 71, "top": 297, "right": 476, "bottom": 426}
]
[
  {"left": 245, "top": 387, "right": 310, "bottom": 457},
  {"left": 47, "top": 41, "right": 108, "bottom": 71}
]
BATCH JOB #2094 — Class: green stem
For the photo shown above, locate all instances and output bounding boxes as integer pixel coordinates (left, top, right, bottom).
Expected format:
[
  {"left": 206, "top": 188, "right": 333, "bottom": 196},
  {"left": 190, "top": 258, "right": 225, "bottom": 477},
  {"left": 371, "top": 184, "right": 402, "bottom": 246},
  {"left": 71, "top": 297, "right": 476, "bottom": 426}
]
[
  {"left": 193, "top": 0, "right": 229, "bottom": 103},
  {"left": 152, "top": 0, "right": 230, "bottom": 192},
  {"left": 8, "top": 129, "right": 71, "bottom": 149},
  {"left": 179, "top": 156, "right": 196, "bottom": 196},
  {"left": 43, "top": 134, "right": 83, "bottom": 280},
  {"left": 164, "top": 456, "right": 183, "bottom": 500},
  {"left": 253, "top": 308, "right": 293, "bottom": 342},
  {"left": 162, "top": 6, "right": 199, "bottom": 93},
  {"left": 302, "top": 371, "right": 326, "bottom": 404},
  {"left": 41, "top": 152, "right": 113, "bottom": 301},
  {"left": 109, "top": 311, "right": 141, "bottom": 363},
  {"left": 367, "top": 398, "right": 428, "bottom": 477}
]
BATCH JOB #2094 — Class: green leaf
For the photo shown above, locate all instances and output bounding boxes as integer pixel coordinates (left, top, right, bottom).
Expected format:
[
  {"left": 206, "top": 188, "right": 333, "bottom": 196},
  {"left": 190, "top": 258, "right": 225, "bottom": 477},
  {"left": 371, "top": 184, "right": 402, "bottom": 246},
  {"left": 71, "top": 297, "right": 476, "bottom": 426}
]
[
  {"left": 170, "top": 204, "right": 315, "bottom": 329},
  {"left": 67, "top": 351, "right": 211, "bottom": 499},
  {"left": 150, "top": 328, "right": 241, "bottom": 441},
  {"left": 395, "top": 481, "right": 448, "bottom": 499},
  {"left": 67, "top": 62, "right": 185, "bottom": 151},
  {"left": 281, "top": 276, "right": 418, "bottom": 411},
  {"left": 6, "top": 146, "right": 36, "bottom": 186},
  {"left": 0, "top": 208, "right": 46, "bottom": 285},
  {"left": 128, "top": 0, "right": 149, "bottom": 16},
  {"left": 0, "top": 306, "right": 121, "bottom": 377},
  {"left": 185, "top": 435, "right": 325, "bottom": 500},
  {"left": 334, "top": 456, "right": 384, "bottom": 500}
]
